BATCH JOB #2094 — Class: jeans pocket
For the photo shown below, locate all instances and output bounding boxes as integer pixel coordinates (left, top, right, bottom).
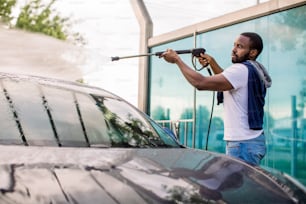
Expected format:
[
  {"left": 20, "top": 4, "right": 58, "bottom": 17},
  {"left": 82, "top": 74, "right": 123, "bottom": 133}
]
[
  {"left": 247, "top": 142, "right": 266, "bottom": 164},
  {"left": 226, "top": 142, "right": 240, "bottom": 158}
]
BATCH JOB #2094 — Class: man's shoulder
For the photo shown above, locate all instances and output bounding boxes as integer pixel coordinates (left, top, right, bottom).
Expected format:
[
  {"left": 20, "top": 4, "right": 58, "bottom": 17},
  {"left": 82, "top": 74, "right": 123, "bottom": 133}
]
[
  {"left": 222, "top": 63, "right": 248, "bottom": 86},
  {"left": 225, "top": 63, "right": 248, "bottom": 72}
]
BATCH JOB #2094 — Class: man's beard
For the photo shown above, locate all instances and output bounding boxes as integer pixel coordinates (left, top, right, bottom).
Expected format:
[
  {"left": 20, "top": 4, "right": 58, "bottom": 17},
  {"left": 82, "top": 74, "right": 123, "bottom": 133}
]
[{"left": 232, "top": 52, "right": 250, "bottom": 63}]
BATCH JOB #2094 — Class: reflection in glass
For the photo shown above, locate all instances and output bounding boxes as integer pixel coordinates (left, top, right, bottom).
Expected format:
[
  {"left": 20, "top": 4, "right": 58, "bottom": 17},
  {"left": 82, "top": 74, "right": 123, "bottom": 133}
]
[{"left": 91, "top": 94, "right": 179, "bottom": 148}]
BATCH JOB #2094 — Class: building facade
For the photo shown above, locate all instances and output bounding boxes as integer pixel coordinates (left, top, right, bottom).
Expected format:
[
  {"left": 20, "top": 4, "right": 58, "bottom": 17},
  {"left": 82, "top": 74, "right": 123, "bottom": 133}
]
[{"left": 144, "top": 1, "right": 306, "bottom": 185}]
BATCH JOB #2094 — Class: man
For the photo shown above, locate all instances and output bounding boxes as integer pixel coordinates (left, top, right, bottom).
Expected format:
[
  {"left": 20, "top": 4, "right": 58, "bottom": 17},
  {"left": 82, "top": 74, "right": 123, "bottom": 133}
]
[{"left": 160, "top": 32, "right": 272, "bottom": 166}]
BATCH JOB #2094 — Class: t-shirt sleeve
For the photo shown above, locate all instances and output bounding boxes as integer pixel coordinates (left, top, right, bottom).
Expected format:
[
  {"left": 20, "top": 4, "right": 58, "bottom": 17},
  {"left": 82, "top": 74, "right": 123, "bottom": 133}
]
[{"left": 221, "top": 64, "right": 248, "bottom": 89}]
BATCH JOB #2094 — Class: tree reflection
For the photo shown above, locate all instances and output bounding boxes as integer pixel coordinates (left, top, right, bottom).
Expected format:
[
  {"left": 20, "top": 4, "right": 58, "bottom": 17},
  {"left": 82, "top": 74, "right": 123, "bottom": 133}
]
[
  {"left": 270, "top": 5, "right": 306, "bottom": 65},
  {"left": 91, "top": 94, "right": 171, "bottom": 148},
  {"left": 164, "top": 185, "right": 205, "bottom": 203}
]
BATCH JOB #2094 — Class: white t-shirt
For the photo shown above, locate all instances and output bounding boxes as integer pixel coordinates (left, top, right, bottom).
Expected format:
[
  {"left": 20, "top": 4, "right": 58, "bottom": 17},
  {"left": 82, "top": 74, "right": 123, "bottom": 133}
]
[{"left": 221, "top": 63, "right": 263, "bottom": 141}]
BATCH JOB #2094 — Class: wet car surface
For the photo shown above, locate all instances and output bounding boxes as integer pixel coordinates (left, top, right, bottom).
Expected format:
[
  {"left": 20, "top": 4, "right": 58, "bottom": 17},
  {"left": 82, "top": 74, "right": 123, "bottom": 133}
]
[{"left": 0, "top": 72, "right": 305, "bottom": 204}]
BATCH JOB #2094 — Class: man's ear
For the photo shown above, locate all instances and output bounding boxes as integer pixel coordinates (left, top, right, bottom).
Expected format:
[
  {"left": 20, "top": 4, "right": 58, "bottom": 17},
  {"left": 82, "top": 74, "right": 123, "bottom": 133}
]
[
  {"left": 250, "top": 49, "right": 258, "bottom": 59},
  {"left": 249, "top": 49, "right": 258, "bottom": 60}
]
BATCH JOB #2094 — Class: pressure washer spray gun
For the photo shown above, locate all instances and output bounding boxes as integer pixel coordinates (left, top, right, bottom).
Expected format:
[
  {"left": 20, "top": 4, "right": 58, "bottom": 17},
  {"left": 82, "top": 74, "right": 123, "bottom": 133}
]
[{"left": 111, "top": 48, "right": 206, "bottom": 61}]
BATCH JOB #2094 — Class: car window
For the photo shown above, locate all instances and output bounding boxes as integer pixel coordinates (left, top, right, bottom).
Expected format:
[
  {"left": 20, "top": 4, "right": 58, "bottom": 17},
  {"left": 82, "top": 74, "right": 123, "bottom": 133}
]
[
  {"left": 146, "top": 116, "right": 181, "bottom": 146},
  {"left": 0, "top": 76, "right": 180, "bottom": 148},
  {"left": 75, "top": 93, "right": 110, "bottom": 146},
  {"left": 41, "top": 86, "right": 93, "bottom": 147},
  {"left": 0, "top": 80, "right": 22, "bottom": 144},
  {"left": 92, "top": 94, "right": 179, "bottom": 147}
]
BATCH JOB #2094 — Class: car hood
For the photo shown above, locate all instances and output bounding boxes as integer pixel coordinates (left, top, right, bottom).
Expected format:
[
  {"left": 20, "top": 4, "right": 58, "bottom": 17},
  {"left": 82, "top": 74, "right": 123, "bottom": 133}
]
[{"left": 0, "top": 145, "right": 304, "bottom": 204}]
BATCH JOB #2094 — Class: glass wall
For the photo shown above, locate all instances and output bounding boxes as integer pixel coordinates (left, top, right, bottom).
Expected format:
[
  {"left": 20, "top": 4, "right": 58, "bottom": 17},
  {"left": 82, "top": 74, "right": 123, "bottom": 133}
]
[{"left": 148, "top": 5, "right": 306, "bottom": 185}]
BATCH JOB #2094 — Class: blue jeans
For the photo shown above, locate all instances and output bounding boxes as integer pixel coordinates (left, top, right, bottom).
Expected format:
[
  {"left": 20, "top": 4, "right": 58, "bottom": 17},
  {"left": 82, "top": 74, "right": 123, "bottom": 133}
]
[{"left": 226, "top": 133, "right": 266, "bottom": 166}]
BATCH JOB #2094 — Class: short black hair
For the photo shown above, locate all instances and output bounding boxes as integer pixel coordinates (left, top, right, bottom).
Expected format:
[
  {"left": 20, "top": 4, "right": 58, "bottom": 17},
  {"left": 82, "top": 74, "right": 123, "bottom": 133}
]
[{"left": 241, "top": 32, "right": 263, "bottom": 57}]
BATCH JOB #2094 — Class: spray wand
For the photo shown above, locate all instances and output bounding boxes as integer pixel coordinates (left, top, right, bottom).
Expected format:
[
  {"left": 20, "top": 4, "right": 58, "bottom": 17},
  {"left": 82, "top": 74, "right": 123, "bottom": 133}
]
[{"left": 111, "top": 48, "right": 205, "bottom": 61}]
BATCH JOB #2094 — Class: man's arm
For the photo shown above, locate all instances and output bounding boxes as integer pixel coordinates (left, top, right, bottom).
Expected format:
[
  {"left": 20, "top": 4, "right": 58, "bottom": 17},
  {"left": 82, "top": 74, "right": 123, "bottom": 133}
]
[
  {"left": 198, "top": 53, "right": 224, "bottom": 74},
  {"left": 160, "top": 49, "right": 233, "bottom": 91}
]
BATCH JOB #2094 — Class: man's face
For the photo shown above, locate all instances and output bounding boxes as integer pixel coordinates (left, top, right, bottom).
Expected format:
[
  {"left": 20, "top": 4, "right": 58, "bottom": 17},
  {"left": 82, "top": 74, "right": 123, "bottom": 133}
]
[{"left": 231, "top": 35, "right": 252, "bottom": 63}]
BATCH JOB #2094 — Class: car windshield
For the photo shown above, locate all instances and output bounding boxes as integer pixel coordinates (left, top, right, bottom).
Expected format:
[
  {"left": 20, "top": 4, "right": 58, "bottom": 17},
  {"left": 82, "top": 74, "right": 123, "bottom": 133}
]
[{"left": 0, "top": 75, "right": 180, "bottom": 148}]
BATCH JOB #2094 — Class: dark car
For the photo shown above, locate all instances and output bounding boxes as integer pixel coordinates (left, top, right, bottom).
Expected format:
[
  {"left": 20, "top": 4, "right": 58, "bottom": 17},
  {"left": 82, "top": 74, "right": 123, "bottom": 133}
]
[{"left": 0, "top": 72, "right": 305, "bottom": 204}]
